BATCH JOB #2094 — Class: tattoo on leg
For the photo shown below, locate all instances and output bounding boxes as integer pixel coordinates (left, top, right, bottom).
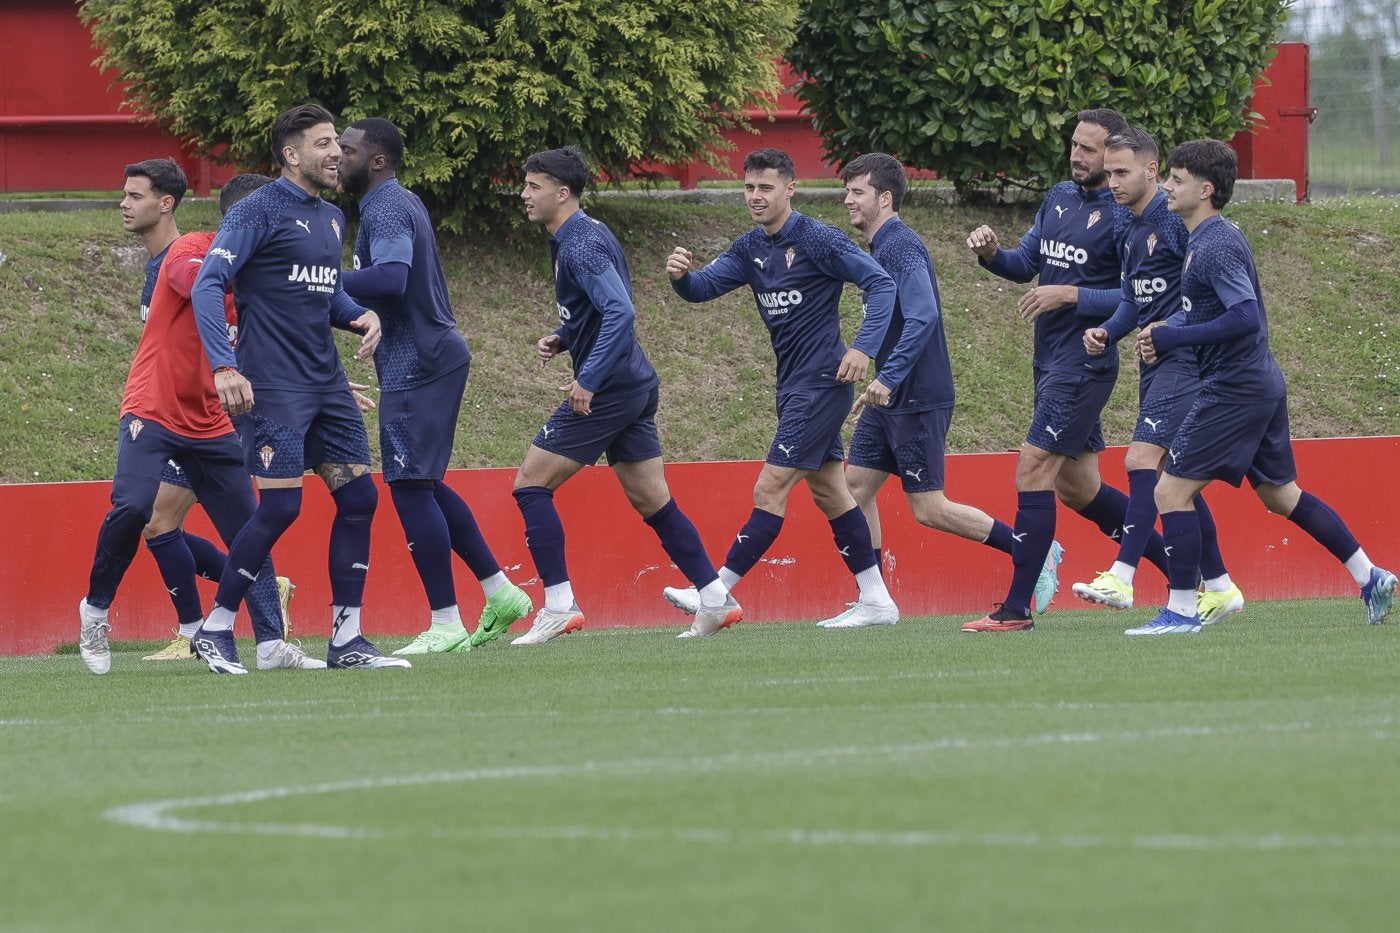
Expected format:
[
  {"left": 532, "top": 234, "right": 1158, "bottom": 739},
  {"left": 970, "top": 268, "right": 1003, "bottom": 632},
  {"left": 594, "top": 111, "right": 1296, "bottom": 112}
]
[{"left": 316, "top": 462, "right": 370, "bottom": 492}]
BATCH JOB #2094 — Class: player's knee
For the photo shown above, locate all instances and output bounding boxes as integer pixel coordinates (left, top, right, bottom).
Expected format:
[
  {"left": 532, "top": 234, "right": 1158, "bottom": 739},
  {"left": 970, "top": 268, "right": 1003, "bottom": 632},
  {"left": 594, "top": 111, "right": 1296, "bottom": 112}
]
[
  {"left": 253, "top": 487, "right": 304, "bottom": 537},
  {"left": 910, "top": 499, "right": 953, "bottom": 531},
  {"left": 1122, "top": 450, "right": 1161, "bottom": 473},
  {"left": 105, "top": 503, "right": 153, "bottom": 546},
  {"left": 331, "top": 473, "right": 378, "bottom": 522},
  {"left": 141, "top": 514, "right": 180, "bottom": 539},
  {"left": 1256, "top": 482, "right": 1299, "bottom": 517}
]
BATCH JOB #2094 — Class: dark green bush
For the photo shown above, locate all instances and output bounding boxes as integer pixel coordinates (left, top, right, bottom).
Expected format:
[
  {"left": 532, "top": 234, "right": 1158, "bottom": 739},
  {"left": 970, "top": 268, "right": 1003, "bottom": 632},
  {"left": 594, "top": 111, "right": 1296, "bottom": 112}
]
[
  {"left": 81, "top": 0, "right": 797, "bottom": 230},
  {"left": 788, "top": 0, "right": 1290, "bottom": 190}
]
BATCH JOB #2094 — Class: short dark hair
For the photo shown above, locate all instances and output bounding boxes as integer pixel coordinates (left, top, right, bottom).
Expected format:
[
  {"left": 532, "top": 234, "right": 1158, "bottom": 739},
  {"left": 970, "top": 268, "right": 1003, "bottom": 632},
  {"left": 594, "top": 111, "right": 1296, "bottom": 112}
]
[
  {"left": 1105, "top": 126, "right": 1160, "bottom": 164},
  {"left": 1166, "top": 139, "right": 1237, "bottom": 209},
  {"left": 219, "top": 173, "right": 273, "bottom": 214},
  {"left": 347, "top": 117, "right": 405, "bottom": 170},
  {"left": 124, "top": 158, "right": 187, "bottom": 208},
  {"left": 841, "top": 152, "right": 908, "bottom": 211},
  {"left": 743, "top": 147, "right": 795, "bottom": 180},
  {"left": 271, "top": 104, "right": 337, "bottom": 168},
  {"left": 1077, "top": 108, "right": 1130, "bottom": 139},
  {"left": 523, "top": 146, "right": 589, "bottom": 198}
]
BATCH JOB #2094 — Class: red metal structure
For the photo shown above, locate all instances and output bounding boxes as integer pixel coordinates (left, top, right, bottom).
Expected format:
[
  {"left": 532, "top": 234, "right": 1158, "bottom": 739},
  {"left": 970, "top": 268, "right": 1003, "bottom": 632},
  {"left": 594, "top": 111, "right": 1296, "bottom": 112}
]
[
  {"left": 0, "top": 0, "right": 232, "bottom": 194},
  {"left": 1, "top": 2, "right": 1310, "bottom": 198},
  {"left": 1230, "top": 42, "right": 1316, "bottom": 200}
]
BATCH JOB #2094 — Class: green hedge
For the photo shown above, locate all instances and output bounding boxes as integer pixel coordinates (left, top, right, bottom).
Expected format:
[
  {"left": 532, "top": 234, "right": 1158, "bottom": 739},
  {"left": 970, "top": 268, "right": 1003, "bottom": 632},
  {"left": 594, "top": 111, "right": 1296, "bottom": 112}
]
[
  {"left": 788, "top": 0, "right": 1289, "bottom": 190},
  {"left": 81, "top": 0, "right": 797, "bottom": 229}
]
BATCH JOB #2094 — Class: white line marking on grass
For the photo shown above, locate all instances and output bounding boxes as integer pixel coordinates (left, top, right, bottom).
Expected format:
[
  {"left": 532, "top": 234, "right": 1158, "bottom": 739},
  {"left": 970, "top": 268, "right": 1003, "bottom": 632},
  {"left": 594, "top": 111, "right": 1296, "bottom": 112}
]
[
  {"left": 0, "top": 719, "right": 62, "bottom": 727},
  {"left": 754, "top": 669, "right": 1013, "bottom": 686},
  {"left": 106, "top": 718, "right": 1399, "bottom": 849}
]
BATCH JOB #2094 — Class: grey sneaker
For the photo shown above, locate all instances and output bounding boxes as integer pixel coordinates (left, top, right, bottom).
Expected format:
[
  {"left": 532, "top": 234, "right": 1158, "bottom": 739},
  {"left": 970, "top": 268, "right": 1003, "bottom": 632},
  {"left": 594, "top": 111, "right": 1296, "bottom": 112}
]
[
  {"left": 256, "top": 639, "right": 328, "bottom": 670},
  {"left": 662, "top": 585, "right": 702, "bottom": 615},
  {"left": 511, "top": 605, "right": 585, "bottom": 645},
  {"left": 677, "top": 596, "right": 743, "bottom": 638},
  {"left": 78, "top": 599, "right": 112, "bottom": 675},
  {"left": 818, "top": 600, "right": 899, "bottom": 628}
]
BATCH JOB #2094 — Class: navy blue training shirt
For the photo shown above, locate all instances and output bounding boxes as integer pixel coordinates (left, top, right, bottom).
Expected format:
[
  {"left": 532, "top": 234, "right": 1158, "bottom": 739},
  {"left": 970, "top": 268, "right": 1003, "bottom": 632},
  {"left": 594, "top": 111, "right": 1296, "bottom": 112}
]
[
  {"left": 549, "top": 210, "right": 658, "bottom": 397},
  {"left": 671, "top": 210, "right": 895, "bottom": 394},
  {"left": 343, "top": 178, "right": 470, "bottom": 392},
  {"left": 1099, "top": 192, "right": 1192, "bottom": 372},
  {"left": 868, "top": 217, "right": 954, "bottom": 412},
  {"left": 140, "top": 244, "right": 171, "bottom": 323},
  {"left": 1160, "top": 215, "right": 1285, "bottom": 402},
  {"left": 981, "top": 182, "right": 1131, "bottom": 377},
  {"left": 192, "top": 176, "right": 365, "bottom": 392}
]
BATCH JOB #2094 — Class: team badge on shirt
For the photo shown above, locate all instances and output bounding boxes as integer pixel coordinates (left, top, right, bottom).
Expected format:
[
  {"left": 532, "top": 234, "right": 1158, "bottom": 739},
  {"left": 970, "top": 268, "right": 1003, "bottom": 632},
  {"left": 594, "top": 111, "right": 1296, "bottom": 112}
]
[
  {"left": 1146, "top": 233, "right": 1158, "bottom": 256},
  {"left": 785, "top": 247, "right": 796, "bottom": 269},
  {"left": 128, "top": 418, "right": 144, "bottom": 441},
  {"left": 1086, "top": 210, "right": 1102, "bottom": 229},
  {"left": 331, "top": 218, "right": 341, "bottom": 242},
  {"left": 259, "top": 445, "right": 275, "bottom": 469}
]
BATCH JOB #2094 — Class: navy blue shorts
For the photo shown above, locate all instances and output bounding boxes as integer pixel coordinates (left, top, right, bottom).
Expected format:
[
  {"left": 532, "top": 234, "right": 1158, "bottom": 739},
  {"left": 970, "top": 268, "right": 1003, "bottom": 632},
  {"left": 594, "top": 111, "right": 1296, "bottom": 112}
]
[
  {"left": 1025, "top": 369, "right": 1114, "bottom": 457},
  {"left": 1166, "top": 392, "right": 1298, "bottom": 488},
  {"left": 533, "top": 386, "right": 663, "bottom": 466},
  {"left": 159, "top": 458, "right": 192, "bottom": 489},
  {"left": 1132, "top": 360, "right": 1200, "bottom": 446},
  {"left": 769, "top": 383, "right": 853, "bottom": 470},
  {"left": 112, "top": 414, "right": 257, "bottom": 528},
  {"left": 380, "top": 363, "right": 468, "bottom": 483},
  {"left": 244, "top": 387, "right": 372, "bottom": 479},
  {"left": 847, "top": 407, "right": 951, "bottom": 493}
]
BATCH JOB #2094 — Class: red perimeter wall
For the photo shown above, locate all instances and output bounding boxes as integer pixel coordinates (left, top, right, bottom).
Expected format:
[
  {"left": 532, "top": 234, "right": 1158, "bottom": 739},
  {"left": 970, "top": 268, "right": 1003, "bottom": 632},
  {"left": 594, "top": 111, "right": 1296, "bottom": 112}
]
[{"left": 2, "top": 437, "right": 1395, "bottom": 655}]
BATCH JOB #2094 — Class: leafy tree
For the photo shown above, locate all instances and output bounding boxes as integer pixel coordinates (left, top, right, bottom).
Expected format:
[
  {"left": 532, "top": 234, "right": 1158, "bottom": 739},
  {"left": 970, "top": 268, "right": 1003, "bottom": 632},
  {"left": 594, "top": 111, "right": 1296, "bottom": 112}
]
[
  {"left": 81, "top": 0, "right": 797, "bottom": 229},
  {"left": 788, "top": 1, "right": 1290, "bottom": 191}
]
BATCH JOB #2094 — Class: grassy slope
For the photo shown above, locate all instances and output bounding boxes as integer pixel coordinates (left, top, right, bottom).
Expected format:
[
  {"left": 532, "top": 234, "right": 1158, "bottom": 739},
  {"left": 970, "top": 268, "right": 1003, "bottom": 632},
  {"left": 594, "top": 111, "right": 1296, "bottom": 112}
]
[
  {"left": 2, "top": 598, "right": 1398, "bottom": 932},
  {"left": 0, "top": 192, "right": 1396, "bottom": 483}
]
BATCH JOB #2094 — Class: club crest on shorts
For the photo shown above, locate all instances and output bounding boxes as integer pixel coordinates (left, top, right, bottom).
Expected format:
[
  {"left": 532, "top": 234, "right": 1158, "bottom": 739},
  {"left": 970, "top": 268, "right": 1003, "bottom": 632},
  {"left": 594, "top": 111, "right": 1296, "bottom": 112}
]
[
  {"left": 1146, "top": 233, "right": 1158, "bottom": 256},
  {"left": 259, "top": 445, "right": 275, "bottom": 469},
  {"left": 331, "top": 218, "right": 342, "bottom": 242},
  {"left": 127, "top": 418, "right": 144, "bottom": 441},
  {"left": 1086, "top": 210, "right": 1102, "bottom": 229},
  {"left": 785, "top": 247, "right": 796, "bottom": 269}
]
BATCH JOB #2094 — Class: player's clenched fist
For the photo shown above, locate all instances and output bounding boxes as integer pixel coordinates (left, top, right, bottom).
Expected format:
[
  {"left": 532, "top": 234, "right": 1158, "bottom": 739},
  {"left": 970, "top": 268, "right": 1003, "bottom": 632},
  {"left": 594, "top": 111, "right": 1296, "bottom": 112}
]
[
  {"left": 537, "top": 333, "right": 562, "bottom": 365},
  {"left": 666, "top": 247, "right": 693, "bottom": 280},
  {"left": 966, "top": 225, "right": 1000, "bottom": 260}
]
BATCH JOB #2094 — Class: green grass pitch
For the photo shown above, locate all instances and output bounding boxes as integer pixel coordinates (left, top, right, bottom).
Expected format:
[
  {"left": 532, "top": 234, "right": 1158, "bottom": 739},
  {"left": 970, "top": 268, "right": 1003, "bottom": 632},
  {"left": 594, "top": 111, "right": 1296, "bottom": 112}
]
[{"left": 2, "top": 598, "right": 1397, "bottom": 932}]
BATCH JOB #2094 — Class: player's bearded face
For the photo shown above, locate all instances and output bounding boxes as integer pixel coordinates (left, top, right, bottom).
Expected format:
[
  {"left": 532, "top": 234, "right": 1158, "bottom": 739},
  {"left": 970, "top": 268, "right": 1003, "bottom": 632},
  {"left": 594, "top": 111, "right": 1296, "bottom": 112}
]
[
  {"left": 288, "top": 122, "right": 341, "bottom": 190},
  {"left": 340, "top": 156, "right": 370, "bottom": 197},
  {"left": 843, "top": 177, "right": 880, "bottom": 231},
  {"left": 1069, "top": 122, "right": 1110, "bottom": 187}
]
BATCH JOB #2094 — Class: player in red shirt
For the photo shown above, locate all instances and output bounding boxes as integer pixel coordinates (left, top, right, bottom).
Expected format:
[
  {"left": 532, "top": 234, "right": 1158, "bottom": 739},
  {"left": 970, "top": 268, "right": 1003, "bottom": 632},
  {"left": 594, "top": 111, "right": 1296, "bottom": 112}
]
[{"left": 78, "top": 174, "right": 321, "bottom": 675}]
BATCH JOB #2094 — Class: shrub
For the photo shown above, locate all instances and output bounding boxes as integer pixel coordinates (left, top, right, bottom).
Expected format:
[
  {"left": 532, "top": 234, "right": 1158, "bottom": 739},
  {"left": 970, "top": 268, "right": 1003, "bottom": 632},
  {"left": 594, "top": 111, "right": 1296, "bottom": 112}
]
[
  {"left": 81, "top": 0, "right": 797, "bottom": 230},
  {"left": 787, "top": 0, "right": 1290, "bottom": 190}
]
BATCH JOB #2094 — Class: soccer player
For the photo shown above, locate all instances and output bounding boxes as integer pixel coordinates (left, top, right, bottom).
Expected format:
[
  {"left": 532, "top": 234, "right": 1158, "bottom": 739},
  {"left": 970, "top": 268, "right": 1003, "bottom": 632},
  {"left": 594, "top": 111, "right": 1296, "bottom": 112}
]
[
  {"left": 77, "top": 174, "right": 318, "bottom": 675},
  {"left": 1073, "top": 128, "right": 1245, "bottom": 625},
  {"left": 836, "top": 152, "right": 1058, "bottom": 625},
  {"left": 664, "top": 147, "right": 899, "bottom": 627},
  {"left": 119, "top": 160, "right": 245, "bottom": 659},
  {"left": 1131, "top": 139, "right": 1395, "bottom": 633},
  {"left": 338, "top": 117, "right": 532, "bottom": 654},
  {"left": 191, "top": 103, "right": 406, "bottom": 671},
  {"left": 962, "top": 108, "right": 1171, "bottom": 633},
  {"left": 512, "top": 145, "right": 735, "bottom": 642}
]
